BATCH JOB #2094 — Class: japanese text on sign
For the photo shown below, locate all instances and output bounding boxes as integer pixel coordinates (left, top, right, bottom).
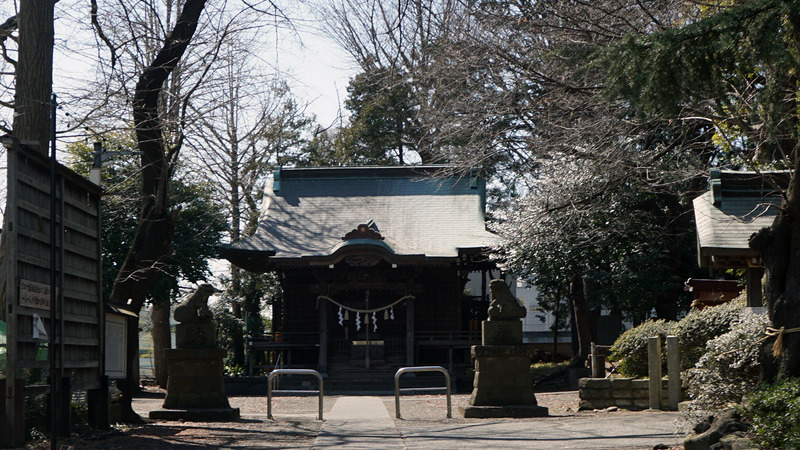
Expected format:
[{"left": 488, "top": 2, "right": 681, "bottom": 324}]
[{"left": 19, "top": 280, "right": 50, "bottom": 310}]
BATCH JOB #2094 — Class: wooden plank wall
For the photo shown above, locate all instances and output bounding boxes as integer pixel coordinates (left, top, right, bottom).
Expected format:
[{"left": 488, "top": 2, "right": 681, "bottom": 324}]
[{"left": 3, "top": 146, "right": 103, "bottom": 391}]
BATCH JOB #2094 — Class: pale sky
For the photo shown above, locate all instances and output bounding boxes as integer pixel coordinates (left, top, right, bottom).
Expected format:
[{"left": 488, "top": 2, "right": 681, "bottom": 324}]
[
  {"left": 275, "top": 21, "right": 356, "bottom": 128},
  {"left": 1, "top": 2, "right": 358, "bottom": 282},
  {"left": 0, "top": 1, "right": 356, "bottom": 136}
]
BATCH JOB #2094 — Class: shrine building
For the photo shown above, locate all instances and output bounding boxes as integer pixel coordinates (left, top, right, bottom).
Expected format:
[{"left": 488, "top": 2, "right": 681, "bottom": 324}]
[
  {"left": 692, "top": 169, "right": 788, "bottom": 308},
  {"left": 220, "top": 166, "right": 501, "bottom": 383}
]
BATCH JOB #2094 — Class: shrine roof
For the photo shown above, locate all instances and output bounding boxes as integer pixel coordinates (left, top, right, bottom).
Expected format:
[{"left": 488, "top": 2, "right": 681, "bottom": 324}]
[
  {"left": 221, "top": 166, "right": 500, "bottom": 271},
  {"left": 693, "top": 169, "right": 786, "bottom": 268}
]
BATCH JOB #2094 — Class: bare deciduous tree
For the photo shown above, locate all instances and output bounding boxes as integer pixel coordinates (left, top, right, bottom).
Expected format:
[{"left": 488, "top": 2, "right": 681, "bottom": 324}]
[
  {"left": 321, "top": 0, "right": 468, "bottom": 164},
  {"left": 335, "top": 0, "right": 710, "bottom": 364},
  {"left": 182, "top": 35, "right": 312, "bottom": 366}
]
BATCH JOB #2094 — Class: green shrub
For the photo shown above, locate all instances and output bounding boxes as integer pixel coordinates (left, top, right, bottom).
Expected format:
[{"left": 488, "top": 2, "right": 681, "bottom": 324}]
[
  {"left": 609, "top": 319, "right": 675, "bottom": 377},
  {"left": 211, "top": 301, "right": 243, "bottom": 361},
  {"left": 224, "top": 363, "right": 247, "bottom": 377},
  {"left": 744, "top": 377, "right": 800, "bottom": 450},
  {"left": 530, "top": 361, "right": 569, "bottom": 379},
  {"left": 686, "top": 310, "right": 768, "bottom": 410},
  {"left": 673, "top": 295, "right": 745, "bottom": 370}
]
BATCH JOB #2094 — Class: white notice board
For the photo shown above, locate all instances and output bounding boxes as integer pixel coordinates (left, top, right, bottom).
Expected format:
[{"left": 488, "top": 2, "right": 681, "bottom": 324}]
[{"left": 105, "top": 314, "right": 127, "bottom": 378}]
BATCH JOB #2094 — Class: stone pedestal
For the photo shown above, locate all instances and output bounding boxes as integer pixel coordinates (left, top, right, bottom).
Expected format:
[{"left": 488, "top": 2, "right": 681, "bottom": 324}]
[
  {"left": 175, "top": 323, "right": 216, "bottom": 349},
  {"left": 149, "top": 347, "right": 240, "bottom": 421},
  {"left": 459, "top": 344, "right": 548, "bottom": 418},
  {"left": 482, "top": 320, "right": 523, "bottom": 345}
]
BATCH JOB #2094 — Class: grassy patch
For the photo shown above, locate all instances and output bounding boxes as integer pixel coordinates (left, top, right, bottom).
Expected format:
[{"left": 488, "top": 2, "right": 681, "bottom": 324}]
[{"left": 530, "top": 361, "right": 570, "bottom": 379}]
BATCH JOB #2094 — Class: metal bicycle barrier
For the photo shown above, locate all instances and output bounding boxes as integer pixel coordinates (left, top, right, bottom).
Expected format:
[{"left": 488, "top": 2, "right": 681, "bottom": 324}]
[
  {"left": 267, "top": 369, "right": 324, "bottom": 420},
  {"left": 394, "top": 366, "right": 452, "bottom": 419}
]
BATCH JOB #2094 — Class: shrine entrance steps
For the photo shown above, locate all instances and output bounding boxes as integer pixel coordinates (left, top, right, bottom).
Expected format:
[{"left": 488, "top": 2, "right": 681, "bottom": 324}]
[
  {"left": 264, "top": 363, "right": 454, "bottom": 395},
  {"left": 226, "top": 353, "right": 463, "bottom": 395}
]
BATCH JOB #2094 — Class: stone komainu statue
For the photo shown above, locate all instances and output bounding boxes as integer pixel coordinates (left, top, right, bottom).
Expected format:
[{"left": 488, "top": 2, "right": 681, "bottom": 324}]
[
  {"left": 173, "top": 284, "right": 217, "bottom": 323},
  {"left": 487, "top": 279, "right": 527, "bottom": 321}
]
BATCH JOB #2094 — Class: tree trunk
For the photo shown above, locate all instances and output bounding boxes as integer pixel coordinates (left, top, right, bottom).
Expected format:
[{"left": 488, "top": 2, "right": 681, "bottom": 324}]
[
  {"left": 230, "top": 298, "right": 245, "bottom": 368},
  {"left": 750, "top": 166, "right": 800, "bottom": 381},
  {"left": 109, "top": 0, "right": 207, "bottom": 423},
  {"left": 151, "top": 302, "right": 172, "bottom": 388},
  {"left": 569, "top": 273, "right": 592, "bottom": 368},
  {"left": 13, "top": 0, "right": 56, "bottom": 152},
  {"left": 749, "top": 68, "right": 800, "bottom": 381},
  {"left": 552, "top": 286, "right": 561, "bottom": 361}
]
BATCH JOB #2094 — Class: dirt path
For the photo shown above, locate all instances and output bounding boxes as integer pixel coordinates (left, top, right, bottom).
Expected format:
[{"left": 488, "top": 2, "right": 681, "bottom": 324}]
[{"left": 23, "top": 390, "right": 684, "bottom": 450}]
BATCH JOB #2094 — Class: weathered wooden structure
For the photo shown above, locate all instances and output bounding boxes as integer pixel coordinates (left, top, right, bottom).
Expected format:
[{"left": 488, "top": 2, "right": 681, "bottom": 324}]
[
  {"left": 221, "top": 166, "right": 500, "bottom": 380},
  {"left": 1, "top": 141, "right": 105, "bottom": 444},
  {"left": 684, "top": 279, "right": 742, "bottom": 309},
  {"left": 693, "top": 169, "right": 788, "bottom": 307}
]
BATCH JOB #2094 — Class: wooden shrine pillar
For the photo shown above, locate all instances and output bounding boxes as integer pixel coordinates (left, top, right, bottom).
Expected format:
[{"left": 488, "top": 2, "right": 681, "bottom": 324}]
[
  {"left": 406, "top": 297, "right": 414, "bottom": 367},
  {"left": 318, "top": 298, "right": 328, "bottom": 374},
  {"left": 746, "top": 266, "right": 764, "bottom": 308}
]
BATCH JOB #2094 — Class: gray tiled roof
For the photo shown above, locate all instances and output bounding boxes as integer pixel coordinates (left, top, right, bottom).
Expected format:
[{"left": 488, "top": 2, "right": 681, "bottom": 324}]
[
  {"left": 693, "top": 170, "right": 785, "bottom": 266},
  {"left": 222, "top": 166, "right": 499, "bottom": 269}
]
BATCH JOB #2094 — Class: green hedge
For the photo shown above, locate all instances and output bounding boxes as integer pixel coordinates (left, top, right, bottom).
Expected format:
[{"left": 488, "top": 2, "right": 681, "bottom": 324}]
[
  {"left": 744, "top": 377, "right": 800, "bottom": 450},
  {"left": 609, "top": 294, "right": 746, "bottom": 378},
  {"left": 673, "top": 296, "right": 745, "bottom": 370},
  {"left": 609, "top": 319, "right": 675, "bottom": 377}
]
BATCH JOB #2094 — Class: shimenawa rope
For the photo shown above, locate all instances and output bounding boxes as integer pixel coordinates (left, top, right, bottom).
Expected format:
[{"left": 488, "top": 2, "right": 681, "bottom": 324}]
[
  {"left": 764, "top": 326, "right": 800, "bottom": 358},
  {"left": 317, "top": 294, "right": 414, "bottom": 314}
]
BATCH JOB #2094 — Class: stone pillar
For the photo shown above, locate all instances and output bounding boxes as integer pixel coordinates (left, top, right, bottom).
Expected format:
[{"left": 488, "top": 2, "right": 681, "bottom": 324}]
[
  {"left": 460, "top": 345, "right": 548, "bottom": 418},
  {"left": 667, "top": 336, "right": 681, "bottom": 410},
  {"left": 590, "top": 342, "right": 606, "bottom": 378},
  {"left": 648, "top": 336, "right": 663, "bottom": 410},
  {"left": 469, "top": 345, "right": 538, "bottom": 406}
]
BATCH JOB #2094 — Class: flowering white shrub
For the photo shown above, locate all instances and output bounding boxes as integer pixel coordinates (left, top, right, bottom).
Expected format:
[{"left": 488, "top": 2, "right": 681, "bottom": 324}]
[{"left": 686, "top": 309, "right": 769, "bottom": 410}]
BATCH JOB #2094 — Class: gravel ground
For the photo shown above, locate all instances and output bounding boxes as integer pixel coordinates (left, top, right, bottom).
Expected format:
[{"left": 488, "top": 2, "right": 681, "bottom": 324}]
[{"left": 23, "top": 389, "right": 684, "bottom": 450}]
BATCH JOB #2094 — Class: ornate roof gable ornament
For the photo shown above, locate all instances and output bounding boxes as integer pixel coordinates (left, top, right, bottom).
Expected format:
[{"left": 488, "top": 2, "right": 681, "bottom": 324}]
[{"left": 342, "top": 222, "right": 385, "bottom": 241}]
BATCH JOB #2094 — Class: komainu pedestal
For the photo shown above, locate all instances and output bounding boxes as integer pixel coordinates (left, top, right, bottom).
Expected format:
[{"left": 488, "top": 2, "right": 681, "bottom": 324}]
[
  {"left": 459, "top": 280, "right": 548, "bottom": 418},
  {"left": 149, "top": 285, "right": 240, "bottom": 421},
  {"left": 459, "top": 345, "right": 549, "bottom": 418},
  {"left": 161, "top": 347, "right": 231, "bottom": 409}
]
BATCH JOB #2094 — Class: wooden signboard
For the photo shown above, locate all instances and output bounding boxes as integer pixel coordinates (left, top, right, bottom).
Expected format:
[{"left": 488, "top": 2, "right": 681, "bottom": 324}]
[{"left": 1, "top": 144, "right": 104, "bottom": 443}]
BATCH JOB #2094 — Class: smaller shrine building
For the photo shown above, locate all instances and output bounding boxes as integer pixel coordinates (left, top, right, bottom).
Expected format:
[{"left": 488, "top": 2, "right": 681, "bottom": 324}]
[{"left": 692, "top": 169, "right": 788, "bottom": 308}]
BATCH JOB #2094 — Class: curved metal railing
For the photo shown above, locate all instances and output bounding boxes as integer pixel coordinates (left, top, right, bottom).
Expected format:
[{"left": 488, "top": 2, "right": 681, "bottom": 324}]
[
  {"left": 394, "top": 366, "right": 451, "bottom": 419},
  {"left": 267, "top": 369, "right": 324, "bottom": 420}
]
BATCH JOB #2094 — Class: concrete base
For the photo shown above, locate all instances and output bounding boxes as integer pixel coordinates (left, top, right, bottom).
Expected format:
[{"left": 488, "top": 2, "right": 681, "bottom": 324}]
[
  {"left": 467, "top": 345, "right": 548, "bottom": 418},
  {"left": 149, "top": 407, "right": 241, "bottom": 422},
  {"left": 162, "top": 348, "right": 233, "bottom": 410},
  {"left": 469, "top": 345, "right": 543, "bottom": 407},
  {"left": 459, "top": 405, "right": 549, "bottom": 418}
]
